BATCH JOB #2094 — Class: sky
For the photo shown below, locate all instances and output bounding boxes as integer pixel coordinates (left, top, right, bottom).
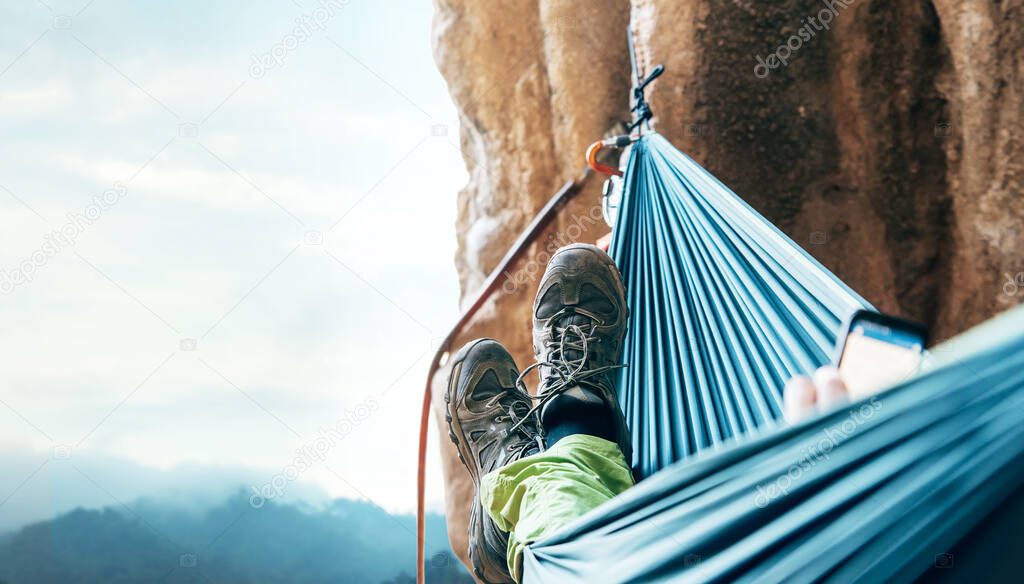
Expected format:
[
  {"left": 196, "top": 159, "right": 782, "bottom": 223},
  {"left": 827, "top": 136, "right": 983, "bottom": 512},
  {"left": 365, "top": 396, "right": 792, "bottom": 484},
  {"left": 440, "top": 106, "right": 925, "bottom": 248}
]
[{"left": 0, "top": 0, "right": 465, "bottom": 529}]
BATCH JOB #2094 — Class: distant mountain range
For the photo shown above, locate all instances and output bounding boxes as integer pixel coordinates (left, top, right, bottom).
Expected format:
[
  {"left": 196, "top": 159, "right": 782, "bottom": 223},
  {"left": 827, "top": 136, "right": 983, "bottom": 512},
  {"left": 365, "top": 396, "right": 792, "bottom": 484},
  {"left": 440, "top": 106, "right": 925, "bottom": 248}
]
[{"left": 0, "top": 491, "right": 471, "bottom": 584}]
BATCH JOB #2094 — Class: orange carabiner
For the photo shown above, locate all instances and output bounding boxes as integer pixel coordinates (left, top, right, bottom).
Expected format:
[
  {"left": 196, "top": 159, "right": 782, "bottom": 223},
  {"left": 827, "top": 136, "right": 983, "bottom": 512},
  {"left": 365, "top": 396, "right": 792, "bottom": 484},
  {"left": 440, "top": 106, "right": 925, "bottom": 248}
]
[
  {"left": 586, "top": 139, "right": 623, "bottom": 177},
  {"left": 587, "top": 134, "right": 636, "bottom": 177}
]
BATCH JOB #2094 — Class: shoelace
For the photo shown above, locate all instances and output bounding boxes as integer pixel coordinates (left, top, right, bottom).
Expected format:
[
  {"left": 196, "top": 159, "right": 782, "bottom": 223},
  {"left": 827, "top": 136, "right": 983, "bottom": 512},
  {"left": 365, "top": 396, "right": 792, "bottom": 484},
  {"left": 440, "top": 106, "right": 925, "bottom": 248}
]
[
  {"left": 483, "top": 388, "right": 545, "bottom": 454},
  {"left": 509, "top": 306, "right": 625, "bottom": 433}
]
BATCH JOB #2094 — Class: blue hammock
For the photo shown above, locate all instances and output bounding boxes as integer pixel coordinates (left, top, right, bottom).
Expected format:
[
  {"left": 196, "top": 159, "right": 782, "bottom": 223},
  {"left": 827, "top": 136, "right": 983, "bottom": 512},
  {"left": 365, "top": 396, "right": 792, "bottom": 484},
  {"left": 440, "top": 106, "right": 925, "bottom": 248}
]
[
  {"left": 609, "top": 134, "right": 872, "bottom": 477},
  {"left": 523, "top": 134, "right": 1024, "bottom": 582}
]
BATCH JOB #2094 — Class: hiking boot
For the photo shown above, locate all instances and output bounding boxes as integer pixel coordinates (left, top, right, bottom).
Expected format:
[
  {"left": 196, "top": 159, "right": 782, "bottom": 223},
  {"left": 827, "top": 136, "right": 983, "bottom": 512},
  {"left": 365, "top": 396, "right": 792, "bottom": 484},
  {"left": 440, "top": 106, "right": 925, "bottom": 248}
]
[
  {"left": 525, "top": 243, "right": 632, "bottom": 463},
  {"left": 445, "top": 338, "right": 543, "bottom": 584}
]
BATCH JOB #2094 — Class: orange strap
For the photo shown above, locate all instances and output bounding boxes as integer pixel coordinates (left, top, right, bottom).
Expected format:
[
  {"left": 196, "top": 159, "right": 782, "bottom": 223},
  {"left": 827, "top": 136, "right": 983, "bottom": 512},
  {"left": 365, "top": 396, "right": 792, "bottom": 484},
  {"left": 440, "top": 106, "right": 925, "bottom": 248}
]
[{"left": 417, "top": 174, "right": 589, "bottom": 583}]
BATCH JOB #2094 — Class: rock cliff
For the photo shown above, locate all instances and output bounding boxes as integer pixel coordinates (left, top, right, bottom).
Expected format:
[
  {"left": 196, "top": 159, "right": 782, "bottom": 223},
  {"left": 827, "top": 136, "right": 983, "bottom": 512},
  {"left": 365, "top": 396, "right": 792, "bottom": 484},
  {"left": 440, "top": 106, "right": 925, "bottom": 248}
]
[{"left": 430, "top": 0, "right": 1023, "bottom": 572}]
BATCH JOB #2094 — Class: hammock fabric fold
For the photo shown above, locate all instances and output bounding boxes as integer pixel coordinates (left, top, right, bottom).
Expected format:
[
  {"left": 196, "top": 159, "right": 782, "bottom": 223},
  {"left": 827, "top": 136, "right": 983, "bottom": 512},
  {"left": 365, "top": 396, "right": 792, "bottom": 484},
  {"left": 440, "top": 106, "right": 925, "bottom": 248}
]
[
  {"left": 525, "top": 307, "right": 1024, "bottom": 582},
  {"left": 609, "top": 134, "right": 871, "bottom": 478},
  {"left": 522, "top": 134, "right": 1024, "bottom": 582}
]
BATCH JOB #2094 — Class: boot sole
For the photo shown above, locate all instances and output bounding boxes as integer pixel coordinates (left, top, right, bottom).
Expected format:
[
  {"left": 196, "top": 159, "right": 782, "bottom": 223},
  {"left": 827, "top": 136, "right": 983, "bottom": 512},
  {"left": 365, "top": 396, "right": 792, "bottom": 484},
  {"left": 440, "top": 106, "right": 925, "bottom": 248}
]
[
  {"left": 443, "top": 337, "right": 516, "bottom": 583},
  {"left": 443, "top": 337, "right": 494, "bottom": 485}
]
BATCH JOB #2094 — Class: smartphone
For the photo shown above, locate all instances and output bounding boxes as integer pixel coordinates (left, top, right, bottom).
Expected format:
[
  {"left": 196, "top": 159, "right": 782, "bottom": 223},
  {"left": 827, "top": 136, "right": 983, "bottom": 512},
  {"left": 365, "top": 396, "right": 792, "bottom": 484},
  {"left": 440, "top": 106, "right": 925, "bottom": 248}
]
[{"left": 834, "top": 309, "right": 929, "bottom": 399}]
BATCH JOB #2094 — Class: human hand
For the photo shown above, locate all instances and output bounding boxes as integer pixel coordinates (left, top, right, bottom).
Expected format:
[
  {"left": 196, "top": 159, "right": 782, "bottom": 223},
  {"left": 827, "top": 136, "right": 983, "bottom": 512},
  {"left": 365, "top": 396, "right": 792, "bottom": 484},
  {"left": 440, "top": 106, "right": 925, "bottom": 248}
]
[{"left": 783, "top": 366, "right": 850, "bottom": 424}]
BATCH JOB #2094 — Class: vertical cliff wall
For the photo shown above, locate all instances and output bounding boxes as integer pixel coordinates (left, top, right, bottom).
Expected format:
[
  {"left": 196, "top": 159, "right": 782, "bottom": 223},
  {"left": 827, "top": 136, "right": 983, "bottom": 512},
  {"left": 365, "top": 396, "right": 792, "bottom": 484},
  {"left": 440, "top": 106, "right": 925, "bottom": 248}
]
[{"left": 431, "top": 0, "right": 1023, "bottom": 572}]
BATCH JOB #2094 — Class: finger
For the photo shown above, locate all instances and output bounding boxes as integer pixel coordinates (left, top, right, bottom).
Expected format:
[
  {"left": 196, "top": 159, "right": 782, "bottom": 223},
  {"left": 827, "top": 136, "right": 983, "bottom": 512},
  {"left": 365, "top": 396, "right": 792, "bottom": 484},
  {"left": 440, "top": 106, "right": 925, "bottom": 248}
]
[
  {"left": 783, "top": 375, "right": 817, "bottom": 424},
  {"left": 813, "top": 365, "right": 849, "bottom": 410}
]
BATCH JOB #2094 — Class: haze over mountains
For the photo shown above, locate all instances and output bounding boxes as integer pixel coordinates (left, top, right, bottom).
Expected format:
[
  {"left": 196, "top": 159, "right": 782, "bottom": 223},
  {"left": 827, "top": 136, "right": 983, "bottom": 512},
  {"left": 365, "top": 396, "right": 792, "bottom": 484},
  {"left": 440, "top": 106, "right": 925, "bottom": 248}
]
[{"left": 0, "top": 450, "right": 468, "bottom": 583}]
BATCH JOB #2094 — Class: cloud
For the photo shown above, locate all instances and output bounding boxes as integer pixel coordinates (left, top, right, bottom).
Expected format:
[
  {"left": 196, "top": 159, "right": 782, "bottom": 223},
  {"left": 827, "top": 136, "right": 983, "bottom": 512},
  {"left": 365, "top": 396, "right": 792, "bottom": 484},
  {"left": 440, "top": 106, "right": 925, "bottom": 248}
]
[
  {"left": 0, "top": 0, "right": 462, "bottom": 515},
  {"left": 0, "top": 82, "right": 74, "bottom": 114}
]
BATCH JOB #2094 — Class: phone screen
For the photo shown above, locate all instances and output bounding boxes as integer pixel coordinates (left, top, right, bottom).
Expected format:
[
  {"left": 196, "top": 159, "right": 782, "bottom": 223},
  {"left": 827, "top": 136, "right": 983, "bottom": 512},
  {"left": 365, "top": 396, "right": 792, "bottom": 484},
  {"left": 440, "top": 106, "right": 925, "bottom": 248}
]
[{"left": 838, "top": 319, "right": 925, "bottom": 399}]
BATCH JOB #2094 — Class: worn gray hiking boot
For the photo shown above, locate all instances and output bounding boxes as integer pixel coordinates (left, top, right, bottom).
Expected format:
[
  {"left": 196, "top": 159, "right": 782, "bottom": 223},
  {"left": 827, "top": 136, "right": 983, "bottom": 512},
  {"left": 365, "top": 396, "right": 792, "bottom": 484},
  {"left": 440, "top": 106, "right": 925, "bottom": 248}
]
[
  {"left": 519, "top": 243, "right": 632, "bottom": 464},
  {"left": 445, "top": 338, "right": 543, "bottom": 584}
]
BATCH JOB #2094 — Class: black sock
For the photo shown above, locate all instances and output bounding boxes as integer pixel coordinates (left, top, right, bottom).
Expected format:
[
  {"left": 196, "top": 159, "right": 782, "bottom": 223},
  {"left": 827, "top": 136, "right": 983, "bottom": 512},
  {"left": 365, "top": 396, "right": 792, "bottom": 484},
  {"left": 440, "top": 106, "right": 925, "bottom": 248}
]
[{"left": 541, "top": 385, "right": 616, "bottom": 447}]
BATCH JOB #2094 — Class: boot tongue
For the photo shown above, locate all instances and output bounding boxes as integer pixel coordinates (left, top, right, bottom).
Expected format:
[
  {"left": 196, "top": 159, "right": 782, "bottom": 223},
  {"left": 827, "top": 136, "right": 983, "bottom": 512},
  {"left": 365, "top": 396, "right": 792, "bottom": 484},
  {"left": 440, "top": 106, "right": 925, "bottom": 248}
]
[{"left": 552, "top": 310, "right": 593, "bottom": 364}]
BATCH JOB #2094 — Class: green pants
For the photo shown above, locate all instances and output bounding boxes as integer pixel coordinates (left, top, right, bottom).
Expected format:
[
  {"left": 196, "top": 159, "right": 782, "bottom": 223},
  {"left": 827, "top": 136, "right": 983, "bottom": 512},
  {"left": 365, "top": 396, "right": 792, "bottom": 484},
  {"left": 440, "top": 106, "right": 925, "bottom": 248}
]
[{"left": 480, "top": 434, "right": 635, "bottom": 581}]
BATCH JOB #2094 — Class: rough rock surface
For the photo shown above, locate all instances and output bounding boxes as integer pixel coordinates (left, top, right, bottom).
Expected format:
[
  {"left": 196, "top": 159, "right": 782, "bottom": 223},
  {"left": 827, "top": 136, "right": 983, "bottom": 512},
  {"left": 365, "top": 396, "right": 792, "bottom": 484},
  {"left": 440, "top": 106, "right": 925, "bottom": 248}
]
[{"left": 430, "top": 0, "right": 1023, "bottom": 573}]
